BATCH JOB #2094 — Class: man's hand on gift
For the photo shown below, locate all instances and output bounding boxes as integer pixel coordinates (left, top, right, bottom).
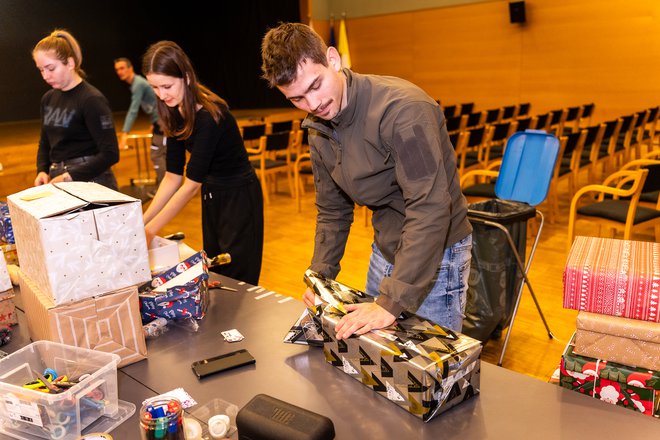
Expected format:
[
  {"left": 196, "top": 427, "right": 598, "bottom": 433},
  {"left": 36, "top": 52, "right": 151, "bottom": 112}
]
[
  {"left": 302, "top": 288, "right": 316, "bottom": 308},
  {"left": 335, "top": 303, "right": 396, "bottom": 340}
]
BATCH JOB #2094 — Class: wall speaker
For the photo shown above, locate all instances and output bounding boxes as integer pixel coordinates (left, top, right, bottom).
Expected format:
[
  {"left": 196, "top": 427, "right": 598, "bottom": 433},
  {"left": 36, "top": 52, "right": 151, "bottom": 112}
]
[
  {"left": 237, "top": 394, "right": 335, "bottom": 440},
  {"left": 509, "top": 1, "right": 526, "bottom": 24}
]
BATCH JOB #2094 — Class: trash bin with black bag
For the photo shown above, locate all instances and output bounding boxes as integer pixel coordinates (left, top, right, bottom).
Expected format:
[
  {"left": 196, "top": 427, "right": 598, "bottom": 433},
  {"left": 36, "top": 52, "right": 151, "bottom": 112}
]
[
  {"left": 463, "top": 199, "right": 535, "bottom": 341},
  {"left": 460, "top": 129, "right": 561, "bottom": 366}
]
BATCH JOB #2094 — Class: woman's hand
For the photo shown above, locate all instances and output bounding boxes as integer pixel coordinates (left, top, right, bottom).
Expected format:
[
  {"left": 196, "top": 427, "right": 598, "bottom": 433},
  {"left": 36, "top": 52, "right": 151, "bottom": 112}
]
[
  {"left": 48, "top": 172, "right": 72, "bottom": 184},
  {"left": 34, "top": 171, "right": 50, "bottom": 186}
]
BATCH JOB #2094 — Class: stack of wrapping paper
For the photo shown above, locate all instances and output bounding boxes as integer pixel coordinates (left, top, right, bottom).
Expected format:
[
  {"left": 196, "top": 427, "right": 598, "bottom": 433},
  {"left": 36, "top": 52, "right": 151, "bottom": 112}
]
[
  {"left": 560, "top": 335, "right": 660, "bottom": 417},
  {"left": 304, "top": 270, "right": 482, "bottom": 422}
]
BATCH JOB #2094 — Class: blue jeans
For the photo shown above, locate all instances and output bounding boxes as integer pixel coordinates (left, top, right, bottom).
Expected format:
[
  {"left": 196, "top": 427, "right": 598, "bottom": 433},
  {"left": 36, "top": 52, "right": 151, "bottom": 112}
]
[{"left": 365, "top": 234, "right": 472, "bottom": 332}]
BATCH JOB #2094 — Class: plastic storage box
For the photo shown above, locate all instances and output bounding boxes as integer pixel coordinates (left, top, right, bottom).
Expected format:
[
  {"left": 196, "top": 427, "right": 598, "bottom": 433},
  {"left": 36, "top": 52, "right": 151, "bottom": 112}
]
[{"left": 0, "top": 341, "right": 135, "bottom": 440}]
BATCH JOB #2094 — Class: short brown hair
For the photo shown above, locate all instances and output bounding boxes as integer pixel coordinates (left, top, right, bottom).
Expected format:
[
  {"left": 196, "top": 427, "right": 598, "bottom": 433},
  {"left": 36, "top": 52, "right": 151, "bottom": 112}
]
[{"left": 261, "top": 22, "right": 328, "bottom": 87}]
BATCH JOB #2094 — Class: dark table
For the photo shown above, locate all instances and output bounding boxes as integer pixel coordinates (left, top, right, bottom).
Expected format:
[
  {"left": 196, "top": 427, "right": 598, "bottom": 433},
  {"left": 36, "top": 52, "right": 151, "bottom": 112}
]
[{"left": 4, "top": 276, "right": 660, "bottom": 439}]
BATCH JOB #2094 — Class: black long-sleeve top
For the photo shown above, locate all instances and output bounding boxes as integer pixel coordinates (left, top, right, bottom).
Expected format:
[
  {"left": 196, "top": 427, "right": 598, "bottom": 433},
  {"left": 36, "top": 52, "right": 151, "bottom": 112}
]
[{"left": 36, "top": 81, "right": 119, "bottom": 181}]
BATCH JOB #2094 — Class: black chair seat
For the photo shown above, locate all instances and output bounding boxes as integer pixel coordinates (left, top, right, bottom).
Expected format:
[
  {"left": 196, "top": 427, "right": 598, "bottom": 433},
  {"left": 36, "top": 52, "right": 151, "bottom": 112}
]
[
  {"left": 641, "top": 190, "right": 659, "bottom": 203},
  {"left": 251, "top": 159, "right": 287, "bottom": 170},
  {"left": 463, "top": 157, "right": 480, "bottom": 168},
  {"left": 462, "top": 183, "right": 496, "bottom": 198},
  {"left": 559, "top": 165, "right": 571, "bottom": 177},
  {"left": 577, "top": 200, "right": 660, "bottom": 224},
  {"left": 277, "top": 152, "right": 296, "bottom": 161},
  {"left": 298, "top": 165, "right": 313, "bottom": 175}
]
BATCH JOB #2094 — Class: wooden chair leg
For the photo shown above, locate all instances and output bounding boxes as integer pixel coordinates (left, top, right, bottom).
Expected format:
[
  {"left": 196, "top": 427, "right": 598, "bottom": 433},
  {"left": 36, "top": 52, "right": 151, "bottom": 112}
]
[{"left": 260, "top": 173, "right": 270, "bottom": 205}]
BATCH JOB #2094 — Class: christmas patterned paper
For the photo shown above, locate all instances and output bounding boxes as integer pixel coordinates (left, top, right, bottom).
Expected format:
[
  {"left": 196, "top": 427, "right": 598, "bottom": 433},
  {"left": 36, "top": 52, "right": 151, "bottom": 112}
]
[
  {"left": 304, "top": 271, "right": 482, "bottom": 422},
  {"left": 139, "top": 251, "right": 209, "bottom": 322},
  {"left": 0, "top": 291, "right": 17, "bottom": 326},
  {"left": 560, "top": 335, "right": 660, "bottom": 417},
  {"left": 0, "top": 203, "right": 13, "bottom": 244},
  {"left": 563, "top": 237, "right": 660, "bottom": 322},
  {"left": 575, "top": 311, "right": 660, "bottom": 371}
]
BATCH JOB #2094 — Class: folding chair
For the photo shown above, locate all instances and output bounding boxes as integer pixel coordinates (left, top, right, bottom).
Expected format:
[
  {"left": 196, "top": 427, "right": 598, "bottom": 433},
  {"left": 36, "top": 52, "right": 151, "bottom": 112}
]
[{"left": 464, "top": 129, "right": 560, "bottom": 366}]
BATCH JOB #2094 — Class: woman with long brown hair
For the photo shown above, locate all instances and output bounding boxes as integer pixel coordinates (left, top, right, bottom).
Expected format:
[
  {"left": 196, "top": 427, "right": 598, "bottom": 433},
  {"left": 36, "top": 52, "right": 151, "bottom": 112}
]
[{"left": 142, "top": 41, "right": 263, "bottom": 285}]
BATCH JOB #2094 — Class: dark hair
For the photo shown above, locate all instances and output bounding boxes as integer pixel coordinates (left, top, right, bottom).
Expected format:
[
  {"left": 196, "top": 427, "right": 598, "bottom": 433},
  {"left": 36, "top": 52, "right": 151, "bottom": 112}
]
[
  {"left": 33, "top": 29, "right": 86, "bottom": 79},
  {"left": 141, "top": 41, "right": 226, "bottom": 139},
  {"left": 114, "top": 57, "right": 133, "bottom": 68},
  {"left": 261, "top": 22, "right": 328, "bottom": 87}
]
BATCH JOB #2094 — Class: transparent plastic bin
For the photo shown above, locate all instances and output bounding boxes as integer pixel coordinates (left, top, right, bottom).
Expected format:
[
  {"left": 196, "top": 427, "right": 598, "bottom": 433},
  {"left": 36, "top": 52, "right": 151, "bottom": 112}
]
[{"left": 0, "top": 341, "right": 134, "bottom": 440}]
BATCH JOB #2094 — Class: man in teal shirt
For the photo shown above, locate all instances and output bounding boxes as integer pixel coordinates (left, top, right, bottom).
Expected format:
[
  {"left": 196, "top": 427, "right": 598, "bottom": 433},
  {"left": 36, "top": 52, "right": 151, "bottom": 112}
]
[{"left": 114, "top": 57, "right": 165, "bottom": 186}]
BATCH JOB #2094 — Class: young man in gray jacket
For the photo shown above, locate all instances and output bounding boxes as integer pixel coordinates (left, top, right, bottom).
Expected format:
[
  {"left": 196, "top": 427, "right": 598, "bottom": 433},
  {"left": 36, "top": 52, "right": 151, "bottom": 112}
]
[{"left": 261, "top": 23, "right": 472, "bottom": 339}]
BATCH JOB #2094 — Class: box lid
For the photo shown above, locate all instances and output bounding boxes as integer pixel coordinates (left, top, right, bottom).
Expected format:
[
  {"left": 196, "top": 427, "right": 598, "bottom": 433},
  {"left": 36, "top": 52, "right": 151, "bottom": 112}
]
[{"left": 8, "top": 182, "right": 138, "bottom": 219}]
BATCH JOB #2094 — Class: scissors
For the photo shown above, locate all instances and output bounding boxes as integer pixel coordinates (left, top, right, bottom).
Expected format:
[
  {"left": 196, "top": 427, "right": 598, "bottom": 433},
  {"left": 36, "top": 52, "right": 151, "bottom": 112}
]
[
  {"left": 208, "top": 281, "right": 238, "bottom": 292},
  {"left": 23, "top": 371, "right": 63, "bottom": 393}
]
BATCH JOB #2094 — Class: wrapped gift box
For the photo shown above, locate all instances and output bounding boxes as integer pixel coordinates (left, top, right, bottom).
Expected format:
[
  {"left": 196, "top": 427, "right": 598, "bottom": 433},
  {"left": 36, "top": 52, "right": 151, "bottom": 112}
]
[
  {"left": 574, "top": 311, "right": 660, "bottom": 371},
  {"left": 304, "top": 270, "right": 482, "bottom": 422},
  {"left": 0, "top": 290, "right": 17, "bottom": 326},
  {"left": 563, "top": 236, "right": 660, "bottom": 322},
  {"left": 139, "top": 251, "right": 209, "bottom": 322},
  {"left": 283, "top": 308, "right": 325, "bottom": 346},
  {"left": 0, "top": 202, "right": 13, "bottom": 244},
  {"left": 7, "top": 182, "right": 151, "bottom": 304},
  {"left": 20, "top": 270, "right": 147, "bottom": 367},
  {"left": 559, "top": 335, "right": 660, "bottom": 417}
]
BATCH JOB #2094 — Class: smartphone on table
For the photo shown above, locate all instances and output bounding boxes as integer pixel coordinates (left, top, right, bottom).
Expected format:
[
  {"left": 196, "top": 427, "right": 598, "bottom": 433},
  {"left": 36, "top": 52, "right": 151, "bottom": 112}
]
[{"left": 191, "top": 349, "right": 256, "bottom": 379}]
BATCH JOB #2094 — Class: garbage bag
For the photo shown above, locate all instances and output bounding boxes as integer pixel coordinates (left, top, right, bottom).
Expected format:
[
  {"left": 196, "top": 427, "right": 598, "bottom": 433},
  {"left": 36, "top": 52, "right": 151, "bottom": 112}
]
[{"left": 462, "top": 199, "right": 534, "bottom": 343}]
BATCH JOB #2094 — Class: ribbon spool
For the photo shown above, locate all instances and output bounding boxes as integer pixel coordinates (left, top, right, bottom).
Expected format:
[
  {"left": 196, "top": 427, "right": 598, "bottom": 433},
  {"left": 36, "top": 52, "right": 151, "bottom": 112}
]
[{"left": 207, "top": 414, "right": 230, "bottom": 439}]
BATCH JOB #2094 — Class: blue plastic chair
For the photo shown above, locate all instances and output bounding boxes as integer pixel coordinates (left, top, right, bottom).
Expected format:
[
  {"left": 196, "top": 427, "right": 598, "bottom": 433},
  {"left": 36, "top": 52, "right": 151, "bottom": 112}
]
[{"left": 466, "top": 129, "right": 560, "bottom": 366}]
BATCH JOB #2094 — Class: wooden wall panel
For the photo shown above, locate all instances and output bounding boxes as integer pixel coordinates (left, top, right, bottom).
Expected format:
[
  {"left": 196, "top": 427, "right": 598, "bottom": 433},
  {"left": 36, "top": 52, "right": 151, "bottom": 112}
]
[
  {"left": 349, "top": 13, "right": 416, "bottom": 81},
  {"left": 327, "top": 0, "right": 660, "bottom": 122},
  {"left": 410, "top": 2, "right": 522, "bottom": 108}
]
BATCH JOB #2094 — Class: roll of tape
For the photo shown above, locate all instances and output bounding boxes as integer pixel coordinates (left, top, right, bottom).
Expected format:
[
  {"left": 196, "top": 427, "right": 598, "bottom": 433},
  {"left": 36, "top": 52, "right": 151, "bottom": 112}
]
[
  {"left": 207, "top": 414, "right": 230, "bottom": 439},
  {"left": 183, "top": 417, "right": 203, "bottom": 440},
  {"left": 75, "top": 434, "right": 113, "bottom": 440}
]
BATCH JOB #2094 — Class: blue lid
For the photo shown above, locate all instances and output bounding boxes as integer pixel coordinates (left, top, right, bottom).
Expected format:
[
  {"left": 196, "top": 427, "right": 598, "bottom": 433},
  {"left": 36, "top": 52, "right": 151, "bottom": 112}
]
[{"left": 494, "top": 129, "right": 560, "bottom": 206}]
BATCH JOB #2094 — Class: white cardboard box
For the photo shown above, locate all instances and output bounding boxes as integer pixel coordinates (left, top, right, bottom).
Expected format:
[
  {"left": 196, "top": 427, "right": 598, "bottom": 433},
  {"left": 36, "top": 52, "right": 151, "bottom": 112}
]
[
  {"left": 7, "top": 182, "right": 151, "bottom": 304},
  {"left": 148, "top": 236, "right": 180, "bottom": 272}
]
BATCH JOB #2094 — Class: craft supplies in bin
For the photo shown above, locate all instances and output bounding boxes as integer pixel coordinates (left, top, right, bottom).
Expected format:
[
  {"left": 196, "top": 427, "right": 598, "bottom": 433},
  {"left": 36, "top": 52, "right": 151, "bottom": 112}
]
[{"left": 0, "top": 341, "right": 135, "bottom": 440}]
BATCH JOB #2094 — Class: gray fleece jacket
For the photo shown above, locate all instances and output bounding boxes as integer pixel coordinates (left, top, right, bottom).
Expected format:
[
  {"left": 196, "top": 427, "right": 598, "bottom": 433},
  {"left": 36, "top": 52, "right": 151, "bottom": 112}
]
[{"left": 302, "top": 69, "right": 472, "bottom": 317}]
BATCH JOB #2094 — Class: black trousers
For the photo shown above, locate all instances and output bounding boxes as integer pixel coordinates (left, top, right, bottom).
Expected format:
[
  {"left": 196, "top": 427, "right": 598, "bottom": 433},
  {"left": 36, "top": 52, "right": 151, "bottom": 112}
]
[{"left": 201, "top": 172, "right": 264, "bottom": 285}]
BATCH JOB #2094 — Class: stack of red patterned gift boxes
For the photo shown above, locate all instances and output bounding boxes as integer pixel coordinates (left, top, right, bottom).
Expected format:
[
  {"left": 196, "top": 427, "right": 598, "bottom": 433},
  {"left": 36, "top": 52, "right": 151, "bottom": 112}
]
[{"left": 561, "top": 236, "right": 660, "bottom": 417}]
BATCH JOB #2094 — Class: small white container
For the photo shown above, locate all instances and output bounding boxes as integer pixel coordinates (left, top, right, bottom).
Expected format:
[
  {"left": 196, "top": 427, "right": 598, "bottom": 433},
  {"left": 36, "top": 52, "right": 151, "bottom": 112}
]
[{"left": 148, "top": 236, "right": 180, "bottom": 273}]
